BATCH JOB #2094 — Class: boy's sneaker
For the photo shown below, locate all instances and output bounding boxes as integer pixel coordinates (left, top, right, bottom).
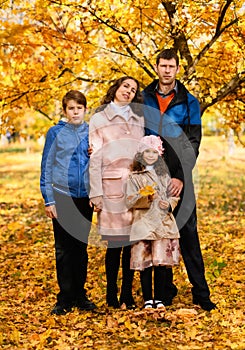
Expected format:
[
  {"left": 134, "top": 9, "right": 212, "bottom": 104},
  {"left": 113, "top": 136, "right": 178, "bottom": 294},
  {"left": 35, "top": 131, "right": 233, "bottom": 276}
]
[
  {"left": 51, "top": 304, "right": 72, "bottom": 315},
  {"left": 76, "top": 296, "right": 97, "bottom": 311}
]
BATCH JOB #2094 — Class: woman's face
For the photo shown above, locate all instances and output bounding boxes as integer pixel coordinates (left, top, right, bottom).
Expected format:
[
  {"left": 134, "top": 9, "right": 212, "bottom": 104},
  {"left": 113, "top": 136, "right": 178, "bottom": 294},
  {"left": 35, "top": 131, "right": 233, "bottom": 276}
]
[{"left": 114, "top": 79, "right": 137, "bottom": 105}]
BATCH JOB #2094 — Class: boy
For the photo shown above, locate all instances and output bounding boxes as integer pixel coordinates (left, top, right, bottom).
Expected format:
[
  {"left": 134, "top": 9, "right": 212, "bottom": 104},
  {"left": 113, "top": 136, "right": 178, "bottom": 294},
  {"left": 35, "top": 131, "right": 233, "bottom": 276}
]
[{"left": 40, "top": 90, "right": 96, "bottom": 315}]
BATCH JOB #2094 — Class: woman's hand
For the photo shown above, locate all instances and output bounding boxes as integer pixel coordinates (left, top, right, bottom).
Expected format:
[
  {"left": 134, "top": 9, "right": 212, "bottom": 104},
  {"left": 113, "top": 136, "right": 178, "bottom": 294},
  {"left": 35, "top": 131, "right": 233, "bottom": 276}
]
[
  {"left": 45, "top": 205, "right": 57, "bottom": 219},
  {"left": 90, "top": 196, "right": 103, "bottom": 212},
  {"left": 88, "top": 146, "right": 93, "bottom": 156}
]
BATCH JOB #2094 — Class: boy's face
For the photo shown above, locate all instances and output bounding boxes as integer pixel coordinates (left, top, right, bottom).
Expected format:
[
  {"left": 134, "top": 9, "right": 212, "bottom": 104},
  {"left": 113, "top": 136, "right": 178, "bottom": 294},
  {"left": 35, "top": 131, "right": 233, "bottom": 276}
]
[{"left": 64, "top": 100, "right": 86, "bottom": 125}]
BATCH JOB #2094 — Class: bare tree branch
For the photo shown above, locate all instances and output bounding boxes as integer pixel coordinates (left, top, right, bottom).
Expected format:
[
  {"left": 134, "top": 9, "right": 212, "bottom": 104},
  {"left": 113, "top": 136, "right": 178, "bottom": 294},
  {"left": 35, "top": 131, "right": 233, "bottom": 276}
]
[
  {"left": 118, "top": 36, "right": 155, "bottom": 79},
  {"left": 235, "top": 130, "right": 245, "bottom": 147},
  {"left": 84, "top": 4, "right": 156, "bottom": 77},
  {"left": 184, "top": 16, "right": 239, "bottom": 79},
  {"left": 35, "top": 109, "right": 53, "bottom": 121},
  {"left": 215, "top": 0, "right": 233, "bottom": 35},
  {"left": 161, "top": 1, "right": 193, "bottom": 67}
]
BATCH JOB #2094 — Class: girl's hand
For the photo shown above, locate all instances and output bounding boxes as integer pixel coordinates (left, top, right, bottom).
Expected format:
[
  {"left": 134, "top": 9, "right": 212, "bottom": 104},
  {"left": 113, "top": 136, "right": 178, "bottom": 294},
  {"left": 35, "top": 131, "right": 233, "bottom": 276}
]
[
  {"left": 148, "top": 192, "right": 158, "bottom": 202},
  {"left": 45, "top": 205, "right": 57, "bottom": 219},
  {"left": 158, "top": 200, "right": 170, "bottom": 210}
]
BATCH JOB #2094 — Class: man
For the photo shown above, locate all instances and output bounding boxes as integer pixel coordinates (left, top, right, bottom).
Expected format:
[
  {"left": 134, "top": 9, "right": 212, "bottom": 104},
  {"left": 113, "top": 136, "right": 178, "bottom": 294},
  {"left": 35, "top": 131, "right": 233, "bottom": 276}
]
[{"left": 142, "top": 48, "right": 216, "bottom": 311}]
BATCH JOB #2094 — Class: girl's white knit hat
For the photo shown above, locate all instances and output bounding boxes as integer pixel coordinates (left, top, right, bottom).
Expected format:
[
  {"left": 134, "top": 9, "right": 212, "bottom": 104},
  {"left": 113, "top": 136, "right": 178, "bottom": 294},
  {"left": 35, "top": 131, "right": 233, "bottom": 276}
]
[{"left": 137, "top": 135, "right": 164, "bottom": 156}]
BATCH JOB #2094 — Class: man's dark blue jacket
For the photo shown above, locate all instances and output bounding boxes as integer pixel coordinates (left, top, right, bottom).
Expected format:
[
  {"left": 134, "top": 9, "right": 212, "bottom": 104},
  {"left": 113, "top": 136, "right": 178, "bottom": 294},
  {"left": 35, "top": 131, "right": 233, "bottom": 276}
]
[{"left": 143, "top": 79, "right": 202, "bottom": 183}]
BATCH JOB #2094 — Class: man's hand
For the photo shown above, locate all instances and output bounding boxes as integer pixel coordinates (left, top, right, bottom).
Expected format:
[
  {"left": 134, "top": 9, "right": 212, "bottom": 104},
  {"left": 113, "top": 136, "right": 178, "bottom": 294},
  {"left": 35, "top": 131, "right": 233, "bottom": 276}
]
[
  {"left": 45, "top": 205, "right": 57, "bottom": 219},
  {"left": 168, "top": 178, "right": 183, "bottom": 197},
  {"left": 90, "top": 196, "right": 103, "bottom": 212}
]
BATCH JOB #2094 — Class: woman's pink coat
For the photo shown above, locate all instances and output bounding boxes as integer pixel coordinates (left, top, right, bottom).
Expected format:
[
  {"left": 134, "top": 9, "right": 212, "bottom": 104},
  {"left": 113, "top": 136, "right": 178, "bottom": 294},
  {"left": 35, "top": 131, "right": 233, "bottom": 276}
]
[{"left": 89, "top": 104, "right": 144, "bottom": 240}]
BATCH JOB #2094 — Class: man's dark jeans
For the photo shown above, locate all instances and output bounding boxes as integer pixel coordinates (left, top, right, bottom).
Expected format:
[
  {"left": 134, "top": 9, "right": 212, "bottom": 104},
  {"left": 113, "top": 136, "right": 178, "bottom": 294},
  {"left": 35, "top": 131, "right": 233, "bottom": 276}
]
[{"left": 163, "top": 206, "right": 210, "bottom": 303}]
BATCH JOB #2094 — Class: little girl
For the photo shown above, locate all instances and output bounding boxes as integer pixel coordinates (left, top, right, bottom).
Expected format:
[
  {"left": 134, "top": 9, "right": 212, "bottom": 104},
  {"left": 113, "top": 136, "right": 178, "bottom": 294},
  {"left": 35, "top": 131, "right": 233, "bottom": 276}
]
[{"left": 126, "top": 135, "right": 180, "bottom": 309}]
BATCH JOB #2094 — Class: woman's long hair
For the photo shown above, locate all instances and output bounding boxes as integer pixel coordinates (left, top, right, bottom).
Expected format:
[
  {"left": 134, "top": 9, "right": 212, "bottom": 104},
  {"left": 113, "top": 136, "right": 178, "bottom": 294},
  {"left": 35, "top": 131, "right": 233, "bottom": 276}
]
[
  {"left": 96, "top": 76, "right": 143, "bottom": 114},
  {"left": 130, "top": 152, "right": 169, "bottom": 176}
]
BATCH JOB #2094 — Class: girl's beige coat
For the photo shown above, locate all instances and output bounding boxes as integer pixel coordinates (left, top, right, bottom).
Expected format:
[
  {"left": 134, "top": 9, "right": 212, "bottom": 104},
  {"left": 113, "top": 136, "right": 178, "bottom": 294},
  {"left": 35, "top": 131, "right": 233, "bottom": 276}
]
[{"left": 126, "top": 169, "right": 180, "bottom": 242}]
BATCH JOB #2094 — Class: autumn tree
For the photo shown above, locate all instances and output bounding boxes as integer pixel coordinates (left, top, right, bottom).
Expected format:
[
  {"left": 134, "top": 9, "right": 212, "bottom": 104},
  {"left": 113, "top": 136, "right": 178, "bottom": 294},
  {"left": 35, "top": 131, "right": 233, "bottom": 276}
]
[{"left": 0, "top": 0, "right": 244, "bottom": 136}]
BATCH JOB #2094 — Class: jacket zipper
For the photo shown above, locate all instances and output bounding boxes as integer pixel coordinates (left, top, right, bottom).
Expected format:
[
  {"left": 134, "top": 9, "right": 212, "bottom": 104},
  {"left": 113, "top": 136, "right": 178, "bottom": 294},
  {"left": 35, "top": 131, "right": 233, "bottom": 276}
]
[{"left": 74, "top": 126, "right": 81, "bottom": 197}]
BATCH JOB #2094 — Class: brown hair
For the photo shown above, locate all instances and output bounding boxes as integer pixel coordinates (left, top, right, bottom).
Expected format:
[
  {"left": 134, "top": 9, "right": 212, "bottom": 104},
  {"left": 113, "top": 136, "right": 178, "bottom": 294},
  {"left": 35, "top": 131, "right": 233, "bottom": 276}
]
[
  {"left": 156, "top": 48, "right": 179, "bottom": 67},
  {"left": 62, "top": 90, "right": 87, "bottom": 111},
  {"left": 130, "top": 152, "right": 169, "bottom": 176},
  {"left": 97, "top": 76, "right": 143, "bottom": 114}
]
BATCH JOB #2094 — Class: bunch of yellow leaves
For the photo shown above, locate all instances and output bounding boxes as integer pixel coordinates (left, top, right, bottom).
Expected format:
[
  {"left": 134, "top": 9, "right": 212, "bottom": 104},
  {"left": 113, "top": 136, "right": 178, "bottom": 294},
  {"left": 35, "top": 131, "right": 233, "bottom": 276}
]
[{"left": 138, "top": 183, "right": 156, "bottom": 197}]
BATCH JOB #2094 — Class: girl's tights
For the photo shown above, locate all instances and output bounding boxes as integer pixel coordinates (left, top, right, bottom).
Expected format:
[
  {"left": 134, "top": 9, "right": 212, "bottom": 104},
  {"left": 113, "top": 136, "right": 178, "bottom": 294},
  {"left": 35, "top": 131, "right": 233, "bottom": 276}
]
[{"left": 140, "top": 266, "right": 166, "bottom": 301}]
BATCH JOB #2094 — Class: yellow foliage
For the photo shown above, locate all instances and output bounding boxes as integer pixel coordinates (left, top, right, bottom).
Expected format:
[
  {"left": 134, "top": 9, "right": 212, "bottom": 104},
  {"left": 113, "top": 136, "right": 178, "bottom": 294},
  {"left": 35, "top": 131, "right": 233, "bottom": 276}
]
[{"left": 0, "top": 0, "right": 244, "bottom": 131}]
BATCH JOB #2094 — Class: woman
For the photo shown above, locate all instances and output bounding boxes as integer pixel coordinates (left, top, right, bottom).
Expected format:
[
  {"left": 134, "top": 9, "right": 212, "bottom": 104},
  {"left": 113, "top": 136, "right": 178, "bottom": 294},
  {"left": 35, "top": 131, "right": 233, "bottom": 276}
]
[{"left": 89, "top": 76, "right": 144, "bottom": 308}]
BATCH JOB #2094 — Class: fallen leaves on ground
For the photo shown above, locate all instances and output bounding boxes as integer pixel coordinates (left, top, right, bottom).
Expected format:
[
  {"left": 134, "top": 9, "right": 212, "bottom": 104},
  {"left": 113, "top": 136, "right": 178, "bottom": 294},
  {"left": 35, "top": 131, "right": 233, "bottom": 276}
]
[{"left": 0, "top": 138, "right": 244, "bottom": 349}]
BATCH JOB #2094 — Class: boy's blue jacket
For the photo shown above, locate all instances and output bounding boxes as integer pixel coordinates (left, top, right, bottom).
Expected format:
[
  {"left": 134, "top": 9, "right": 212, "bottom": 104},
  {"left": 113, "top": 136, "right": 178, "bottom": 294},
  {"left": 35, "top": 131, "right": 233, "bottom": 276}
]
[{"left": 40, "top": 120, "right": 90, "bottom": 206}]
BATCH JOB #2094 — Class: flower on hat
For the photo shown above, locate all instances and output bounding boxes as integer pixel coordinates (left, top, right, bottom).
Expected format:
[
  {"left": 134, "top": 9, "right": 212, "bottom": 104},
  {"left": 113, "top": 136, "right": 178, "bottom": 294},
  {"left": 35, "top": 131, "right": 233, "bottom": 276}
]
[{"left": 137, "top": 135, "right": 164, "bottom": 156}]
